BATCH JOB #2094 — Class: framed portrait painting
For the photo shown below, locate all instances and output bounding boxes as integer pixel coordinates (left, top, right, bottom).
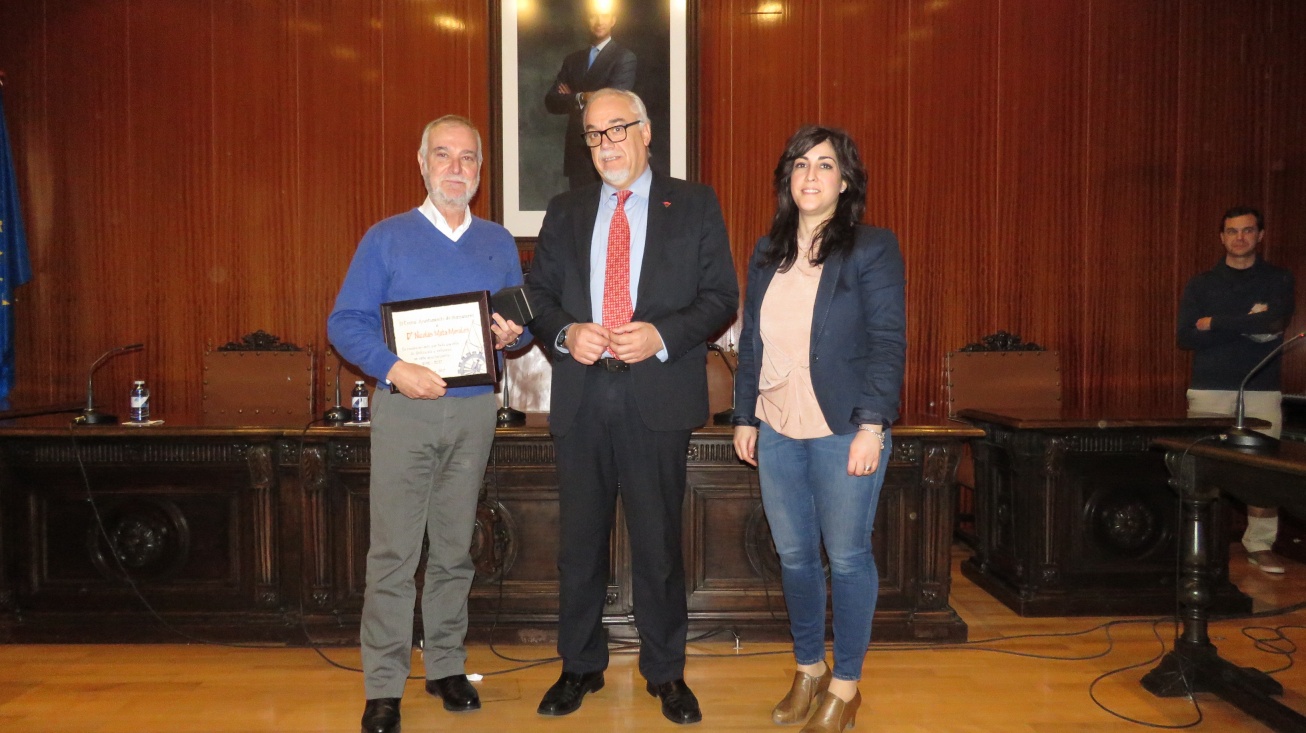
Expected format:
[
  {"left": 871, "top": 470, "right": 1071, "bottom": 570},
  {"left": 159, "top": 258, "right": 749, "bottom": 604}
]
[{"left": 491, "top": 0, "right": 695, "bottom": 240}]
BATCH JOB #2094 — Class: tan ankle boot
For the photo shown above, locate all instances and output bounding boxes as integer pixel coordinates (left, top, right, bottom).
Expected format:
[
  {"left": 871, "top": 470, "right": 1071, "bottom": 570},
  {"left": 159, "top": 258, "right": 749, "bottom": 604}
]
[
  {"left": 772, "top": 667, "right": 832, "bottom": 724},
  {"left": 799, "top": 689, "right": 860, "bottom": 733}
]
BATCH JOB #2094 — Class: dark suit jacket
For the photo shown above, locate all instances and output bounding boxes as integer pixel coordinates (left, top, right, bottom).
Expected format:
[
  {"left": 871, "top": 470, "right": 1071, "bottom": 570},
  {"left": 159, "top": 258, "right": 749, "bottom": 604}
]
[
  {"left": 527, "top": 174, "right": 739, "bottom": 436},
  {"left": 544, "top": 41, "right": 637, "bottom": 177},
  {"left": 733, "top": 225, "right": 907, "bottom": 433}
]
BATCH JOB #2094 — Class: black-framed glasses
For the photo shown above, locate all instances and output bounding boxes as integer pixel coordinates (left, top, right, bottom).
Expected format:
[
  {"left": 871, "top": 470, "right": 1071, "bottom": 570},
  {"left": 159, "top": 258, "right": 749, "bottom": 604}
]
[{"left": 582, "top": 120, "right": 643, "bottom": 147}]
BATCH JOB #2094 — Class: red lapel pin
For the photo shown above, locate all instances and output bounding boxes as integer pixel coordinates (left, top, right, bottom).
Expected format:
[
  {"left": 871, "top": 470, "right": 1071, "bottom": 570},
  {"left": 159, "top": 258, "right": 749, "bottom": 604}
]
[{"left": 662, "top": 201, "right": 671, "bottom": 207}]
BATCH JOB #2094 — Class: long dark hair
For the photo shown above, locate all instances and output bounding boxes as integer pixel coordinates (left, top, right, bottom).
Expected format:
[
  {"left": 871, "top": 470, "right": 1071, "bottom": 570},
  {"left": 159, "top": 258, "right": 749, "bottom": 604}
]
[{"left": 760, "top": 125, "right": 869, "bottom": 271}]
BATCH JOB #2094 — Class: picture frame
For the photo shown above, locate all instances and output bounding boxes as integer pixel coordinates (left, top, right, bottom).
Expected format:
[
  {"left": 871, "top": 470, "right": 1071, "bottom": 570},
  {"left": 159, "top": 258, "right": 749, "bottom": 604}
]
[
  {"left": 380, "top": 291, "right": 498, "bottom": 390},
  {"left": 490, "top": 0, "right": 697, "bottom": 241}
]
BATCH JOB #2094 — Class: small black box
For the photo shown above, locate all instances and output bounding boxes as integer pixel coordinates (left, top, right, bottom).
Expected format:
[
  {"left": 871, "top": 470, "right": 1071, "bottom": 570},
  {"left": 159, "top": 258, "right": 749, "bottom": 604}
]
[{"left": 492, "top": 285, "right": 535, "bottom": 326}]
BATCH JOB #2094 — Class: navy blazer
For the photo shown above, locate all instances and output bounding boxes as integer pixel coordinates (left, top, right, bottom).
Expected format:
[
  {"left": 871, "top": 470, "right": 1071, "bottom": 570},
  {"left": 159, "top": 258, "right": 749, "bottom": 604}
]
[
  {"left": 543, "top": 41, "right": 638, "bottom": 177},
  {"left": 527, "top": 174, "right": 739, "bottom": 436},
  {"left": 733, "top": 225, "right": 906, "bottom": 433}
]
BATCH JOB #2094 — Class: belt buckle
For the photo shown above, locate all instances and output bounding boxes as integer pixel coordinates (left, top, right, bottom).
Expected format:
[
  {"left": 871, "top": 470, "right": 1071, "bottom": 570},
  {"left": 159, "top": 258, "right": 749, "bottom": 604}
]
[{"left": 598, "top": 357, "right": 628, "bottom": 372}]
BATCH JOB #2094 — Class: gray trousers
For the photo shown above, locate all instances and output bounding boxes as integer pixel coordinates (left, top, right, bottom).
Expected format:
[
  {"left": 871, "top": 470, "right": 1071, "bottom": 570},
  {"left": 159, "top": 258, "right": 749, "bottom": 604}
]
[{"left": 361, "top": 388, "right": 496, "bottom": 699}]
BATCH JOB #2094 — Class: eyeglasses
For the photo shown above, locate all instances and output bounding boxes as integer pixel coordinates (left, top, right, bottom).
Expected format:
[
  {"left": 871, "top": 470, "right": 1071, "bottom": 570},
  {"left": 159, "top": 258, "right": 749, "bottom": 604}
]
[{"left": 582, "top": 120, "right": 643, "bottom": 147}]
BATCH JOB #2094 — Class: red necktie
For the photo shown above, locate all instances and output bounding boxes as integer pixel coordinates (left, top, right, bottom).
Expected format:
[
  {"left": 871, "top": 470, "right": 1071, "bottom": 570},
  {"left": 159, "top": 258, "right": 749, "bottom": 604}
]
[{"left": 602, "top": 189, "right": 634, "bottom": 331}]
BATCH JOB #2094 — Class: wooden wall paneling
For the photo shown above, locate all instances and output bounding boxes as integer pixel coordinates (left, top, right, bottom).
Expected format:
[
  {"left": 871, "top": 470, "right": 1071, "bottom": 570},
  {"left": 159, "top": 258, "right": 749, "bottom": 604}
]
[
  {"left": 703, "top": 0, "right": 820, "bottom": 290},
  {"left": 31, "top": 1, "right": 138, "bottom": 411},
  {"left": 387, "top": 2, "right": 491, "bottom": 219},
  {"left": 209, "top": 0, "right": 300, "bottom": 405},
  {"left": 820, "top": 1, "right": 910, "bottom": 241},
  {"left": 380, "top": 0, "right": 482, "bottom": 219},
  {"left": 695, "top": 1, "right": 738, "bottom": 285},
  {"left": 1267, "top": 0, "right": 1306, "bottom": 394},
  {"left": 464, "top": 3, "right": 492, "bottom": 224},
  {"left": 125, "top": 1, "right": 215, "bottom": 420},
  {"left": 902, "top": 0, "right": 1000, "bottom": 417},
  {"left": 298, "top": 0, "right": 387, "bottom": 412},
  {"left": 1082, "top": 0, "right": 1182, "bottom": 413},
  {"left": 1174, "top": 1, "right": 1269, "bottom": 297},
  {"left": 993, "top": 0, "right": 1088, "bottom": 410},
  {"left": 2, "top": 0, "right": 1304, "bottom": 424}
]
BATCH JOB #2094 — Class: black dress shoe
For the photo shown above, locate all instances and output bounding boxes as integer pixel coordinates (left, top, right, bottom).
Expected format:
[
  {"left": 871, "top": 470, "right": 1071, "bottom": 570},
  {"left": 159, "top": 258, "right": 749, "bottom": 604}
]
[
  {"left": 646, "top": 679, "right": 702, "bottom": 725},
  {"left": 537, "top": 670, "right": 605, "bottom": 716},
  {"left": 425, "top": 674, "right": 481, "bottom": 712},
  {"left": 361, "top": 698, "right": 401, "bottom": 733}
]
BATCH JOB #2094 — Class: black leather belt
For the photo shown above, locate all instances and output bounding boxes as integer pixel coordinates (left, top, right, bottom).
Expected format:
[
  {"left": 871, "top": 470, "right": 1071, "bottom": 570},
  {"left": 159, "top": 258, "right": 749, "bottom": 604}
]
[{"left": 594, "top": 358, "right": 629, "bottom": 372}]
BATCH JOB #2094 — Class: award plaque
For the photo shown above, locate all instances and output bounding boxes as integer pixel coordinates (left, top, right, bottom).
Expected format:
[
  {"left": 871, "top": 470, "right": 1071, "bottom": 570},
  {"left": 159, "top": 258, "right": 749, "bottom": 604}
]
[{"left": 381, "top": 291, "right": 499, "bottom": 390}]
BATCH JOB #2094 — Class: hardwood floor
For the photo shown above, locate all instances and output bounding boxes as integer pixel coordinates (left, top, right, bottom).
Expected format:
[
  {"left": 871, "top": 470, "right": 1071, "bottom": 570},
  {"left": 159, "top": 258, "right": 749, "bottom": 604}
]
[{"left": 2, "top": 545, "right": 1304, "bottom": 732}]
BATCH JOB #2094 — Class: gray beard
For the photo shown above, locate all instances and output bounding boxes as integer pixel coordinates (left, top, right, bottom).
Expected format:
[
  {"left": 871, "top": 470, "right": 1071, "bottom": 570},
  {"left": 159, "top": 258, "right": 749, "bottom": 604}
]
[
  {"left": 599, "top": 167, "right": 629, "bottom": 186},
  {"left": 426, "top": 177, "right": 478, "bottom": 210}
]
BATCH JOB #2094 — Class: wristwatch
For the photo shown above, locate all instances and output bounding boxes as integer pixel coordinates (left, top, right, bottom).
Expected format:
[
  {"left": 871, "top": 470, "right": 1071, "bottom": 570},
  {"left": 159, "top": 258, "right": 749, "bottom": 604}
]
[{"left": 555, "top": 324, "right": 573, "bottom": 350}]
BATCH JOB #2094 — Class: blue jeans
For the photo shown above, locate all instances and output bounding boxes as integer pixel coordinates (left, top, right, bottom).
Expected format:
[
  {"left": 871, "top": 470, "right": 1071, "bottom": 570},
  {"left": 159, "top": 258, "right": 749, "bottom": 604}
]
[{"left": 758, "top": 422, "right": 891, "bottom": 681}]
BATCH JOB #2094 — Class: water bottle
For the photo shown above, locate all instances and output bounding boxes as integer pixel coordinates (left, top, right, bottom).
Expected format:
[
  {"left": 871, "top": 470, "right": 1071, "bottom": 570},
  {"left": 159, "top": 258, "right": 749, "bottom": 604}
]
[
  {"left": 130, "top": 380, "right": 150, "bottom": 422},
  {"left": 351, "top": 381, "right": 370, "bottom": 423}
]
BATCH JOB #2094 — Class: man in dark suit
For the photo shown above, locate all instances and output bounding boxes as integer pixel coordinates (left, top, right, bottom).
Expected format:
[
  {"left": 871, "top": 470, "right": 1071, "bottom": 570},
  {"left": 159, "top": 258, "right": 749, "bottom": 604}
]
[
  {"left": 527, "top": 88, "right": 738, "bottom": 725},
  {"left": 544, "top": 9, "right": 637, "bottom": 190}
]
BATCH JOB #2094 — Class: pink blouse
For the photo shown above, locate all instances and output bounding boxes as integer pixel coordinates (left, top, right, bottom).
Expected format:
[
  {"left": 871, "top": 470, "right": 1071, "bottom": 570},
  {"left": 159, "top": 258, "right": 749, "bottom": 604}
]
[{"left": 755, "top": 253, "right": 833, "bottom": 439}]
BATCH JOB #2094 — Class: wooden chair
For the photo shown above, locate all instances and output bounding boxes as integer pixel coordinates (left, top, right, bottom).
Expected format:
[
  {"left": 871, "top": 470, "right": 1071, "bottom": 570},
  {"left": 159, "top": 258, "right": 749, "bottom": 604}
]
[
  {"left": 946, "top": 332, "right": 1061, "bottom": 547},
  {"left": 202, "top": 330, "right": 316, "bottom": 426}
]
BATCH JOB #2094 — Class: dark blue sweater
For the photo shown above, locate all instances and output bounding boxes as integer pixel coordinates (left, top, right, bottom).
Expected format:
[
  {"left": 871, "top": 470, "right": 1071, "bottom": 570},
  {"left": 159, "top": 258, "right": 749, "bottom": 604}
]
[{"left": 1177, "top": 256, "right": 1296, "bottom": 391}]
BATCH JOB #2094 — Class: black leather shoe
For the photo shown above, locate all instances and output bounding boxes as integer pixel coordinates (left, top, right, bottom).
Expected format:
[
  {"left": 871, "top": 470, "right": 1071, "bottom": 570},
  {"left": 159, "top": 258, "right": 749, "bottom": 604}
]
[
  {"left": 537, "top": 670, "right": 605, "bottom": 716},
  {"left": 646, "top": 679, "right": 702, "bottom": 725},
  {"left": 361, "top": 698, "right": 401, "bottom": 733},
  {"left": 425, "top": 674, "right": 481, "bottom": 712}
]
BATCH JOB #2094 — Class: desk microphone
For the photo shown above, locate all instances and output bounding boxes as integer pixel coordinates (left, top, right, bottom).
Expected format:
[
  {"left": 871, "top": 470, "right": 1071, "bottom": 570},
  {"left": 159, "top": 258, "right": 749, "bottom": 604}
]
[
  {"left": 324, "top": 370, "right": 349, "bottom": 426},
  {"left": 1223, "top": 330, "right": 1305, "bottom": 448},
  {"left": 75, "top": 343, "right": 144, "bottom": 425}
]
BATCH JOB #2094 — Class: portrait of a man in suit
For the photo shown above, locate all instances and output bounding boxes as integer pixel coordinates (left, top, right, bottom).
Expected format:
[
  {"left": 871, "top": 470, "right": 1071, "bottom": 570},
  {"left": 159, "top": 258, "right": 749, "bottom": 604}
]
[
  {"left": 544, "top": 8, "right": 637, "bottom": 190},
  {"left": 512, "top": 0, "right": 675, "bottom": 217}
]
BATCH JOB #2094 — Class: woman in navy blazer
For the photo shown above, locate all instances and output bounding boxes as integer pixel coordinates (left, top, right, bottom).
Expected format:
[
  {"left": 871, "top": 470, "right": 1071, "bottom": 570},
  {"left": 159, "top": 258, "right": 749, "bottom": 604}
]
[{"left": 732, "top": 126, "right": 906, "bottom": 733}]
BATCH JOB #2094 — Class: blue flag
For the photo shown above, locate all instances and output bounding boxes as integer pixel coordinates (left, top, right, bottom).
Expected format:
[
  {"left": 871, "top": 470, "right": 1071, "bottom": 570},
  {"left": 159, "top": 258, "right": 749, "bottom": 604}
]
[{"left": 0, "top": 87, "right": 34, "bottom": 404}]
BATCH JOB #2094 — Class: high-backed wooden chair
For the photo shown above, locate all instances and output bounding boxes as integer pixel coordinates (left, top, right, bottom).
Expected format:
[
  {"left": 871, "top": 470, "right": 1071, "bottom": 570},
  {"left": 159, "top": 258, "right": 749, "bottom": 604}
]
[
  {"left": 946, "top": 332, "right": 1061, "bottom": 546},
  {"left": 202, "top": 330, "right": 316, "bottom": 426}
]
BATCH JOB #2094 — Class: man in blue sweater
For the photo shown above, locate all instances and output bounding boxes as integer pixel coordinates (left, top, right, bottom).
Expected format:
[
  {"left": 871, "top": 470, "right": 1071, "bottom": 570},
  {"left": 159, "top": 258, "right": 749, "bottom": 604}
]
[
  {"left": 329, "top": 115, "right": 529, "bottom": 733},
  {"left": 1178, "top": 206, "right": 1296, "bottom": 574}
]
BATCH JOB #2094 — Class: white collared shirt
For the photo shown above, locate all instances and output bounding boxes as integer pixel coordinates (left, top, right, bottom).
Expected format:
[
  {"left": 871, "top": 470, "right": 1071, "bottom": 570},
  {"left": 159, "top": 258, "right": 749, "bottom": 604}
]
[{"left": 418, "top": 197, "right": 472, "bottom": 242}]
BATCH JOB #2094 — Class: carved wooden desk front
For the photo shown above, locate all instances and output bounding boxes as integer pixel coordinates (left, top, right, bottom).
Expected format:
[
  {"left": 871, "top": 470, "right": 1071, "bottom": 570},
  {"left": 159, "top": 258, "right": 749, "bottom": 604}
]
[
  {"left": 0, "top": 418, "right": 978, "bottom": 644},
  {"left": 957, "top": 409, "right": 1252, "bottom": 616}
]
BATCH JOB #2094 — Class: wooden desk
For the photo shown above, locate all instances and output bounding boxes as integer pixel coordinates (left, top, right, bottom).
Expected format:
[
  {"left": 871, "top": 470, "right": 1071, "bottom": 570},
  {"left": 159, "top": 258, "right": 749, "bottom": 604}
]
[
  {"left": 1142, "top": 437, "right": 1306, "bottom": 732},
  {"left": 0, "top": 417, "right": 980, "bottom": 644},
  {"left": 957, "top": 408, "right": 1252, "bottom": 616}
]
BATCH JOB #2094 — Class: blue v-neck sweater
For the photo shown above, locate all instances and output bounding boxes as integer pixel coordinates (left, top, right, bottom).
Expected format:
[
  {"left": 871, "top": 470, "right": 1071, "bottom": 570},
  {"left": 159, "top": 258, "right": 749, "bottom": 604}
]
[{"left": 328, "top": 209, "right": 526, "bottom": 398}]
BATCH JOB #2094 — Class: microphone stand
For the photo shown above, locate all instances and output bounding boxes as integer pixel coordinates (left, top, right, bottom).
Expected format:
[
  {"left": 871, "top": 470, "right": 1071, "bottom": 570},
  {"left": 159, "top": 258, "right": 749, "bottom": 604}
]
[
  {"left": 709, "top": 342, "right": 737, "bottom": 425},
  {"left": 496, "top": 348, "right": 525, "bottom": 427},
  {"left": 1223, "top": 331, "right": 1306, "bottom": 448},
  {"left": 75, "top": 343, "right": 144, "bottom": 425}
]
